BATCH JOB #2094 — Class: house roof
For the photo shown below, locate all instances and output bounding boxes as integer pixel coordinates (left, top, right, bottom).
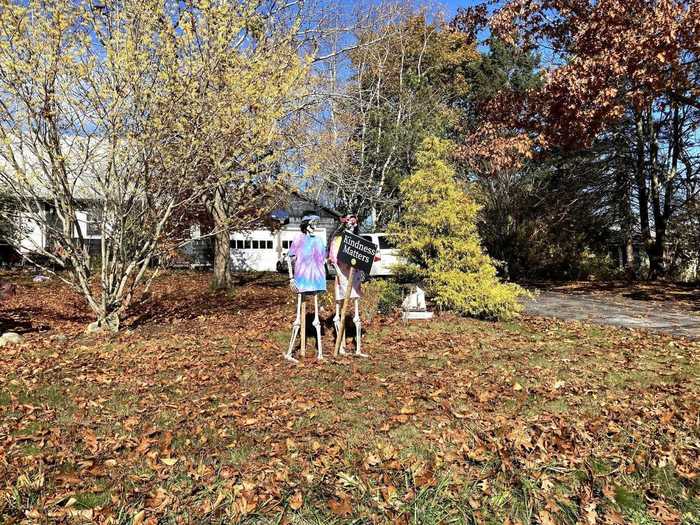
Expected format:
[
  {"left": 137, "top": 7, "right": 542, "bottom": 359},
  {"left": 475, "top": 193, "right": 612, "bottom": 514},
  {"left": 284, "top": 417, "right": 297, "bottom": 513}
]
[
  {"left": 288, "top": 189, "right": 342, "bottom": 219},
  {"left": 0, "top": 135, "right": 344, "bottom": 224},
  {"left": 0, "top": 135, "right": 111, "bottom": 201}
]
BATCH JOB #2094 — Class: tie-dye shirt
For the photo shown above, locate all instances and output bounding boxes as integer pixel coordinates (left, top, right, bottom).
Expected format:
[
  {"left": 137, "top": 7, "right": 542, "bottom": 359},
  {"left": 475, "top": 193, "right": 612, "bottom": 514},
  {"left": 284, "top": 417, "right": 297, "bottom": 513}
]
[{"left": 289, "top": 233, "right": 327, "bottom": 293}]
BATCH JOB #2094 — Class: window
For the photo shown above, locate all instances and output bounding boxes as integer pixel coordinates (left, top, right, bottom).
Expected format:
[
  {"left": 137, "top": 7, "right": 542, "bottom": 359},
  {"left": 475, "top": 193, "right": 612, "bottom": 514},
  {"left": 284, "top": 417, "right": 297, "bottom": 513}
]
[
  {"left": 282, "top": 240, "right": 291, "bottom": 249},
  {"left": 86, "top": 212, "right": 101, "bottom": 236},
  {"left": 244, "top": 240, "right": 251, "bottom": 249},
  {"left": 266, "top": 240, "right": 273, "bottom": 249},
  {"left": 252, "top": 240, "right": 259, "bottom": 249},
  {"left": 361, "top": 235, "right": 378, "bottom": 247}
]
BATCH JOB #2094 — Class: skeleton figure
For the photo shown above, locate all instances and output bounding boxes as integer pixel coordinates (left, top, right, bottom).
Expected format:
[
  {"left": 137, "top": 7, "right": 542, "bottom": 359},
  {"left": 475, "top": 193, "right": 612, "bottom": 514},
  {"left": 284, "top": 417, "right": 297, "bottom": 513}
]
[
  {"left": 285, "top": 214, "right": 326, "bottom": 362},
  {"left": 329, "top": 215, "right": 368, "bottom": 357}
]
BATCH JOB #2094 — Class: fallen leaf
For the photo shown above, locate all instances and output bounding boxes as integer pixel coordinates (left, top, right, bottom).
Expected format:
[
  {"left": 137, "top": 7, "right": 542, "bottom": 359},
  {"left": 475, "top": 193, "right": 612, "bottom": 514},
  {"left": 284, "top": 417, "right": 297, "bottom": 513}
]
[
  {"left": 328, "top": 497, "right": 352, "bottom": 517},
  {"left": 604, "top": 509, "right": 626, "bottom": 524},
  {"left": 649, "top": 500, "right": 680, "bottom": 525},
  {"left": 289, "top": 491, "right": 303, "bottom": 510},
  {"left": 82, "top": 429, "right": 98, "bottom": 454},
  {"left": 382, "top": 485, "right": 397, "bottom": 502},
  {"left": 659, "top": 411, "right": 674, "bottom": 425},
  {"left": 538, "top": 510, "right": 556, "bottom": 525}
]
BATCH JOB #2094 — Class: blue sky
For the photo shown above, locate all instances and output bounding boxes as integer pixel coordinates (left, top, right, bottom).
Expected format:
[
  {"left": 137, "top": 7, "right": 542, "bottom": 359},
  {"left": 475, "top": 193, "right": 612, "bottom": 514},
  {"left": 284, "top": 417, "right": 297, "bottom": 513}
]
[
  {"left": 440, "top": 0, "right": 482, "bottom": 18},
  {"left": 341, "top": 0, "right": 487, "bottom": 21}
]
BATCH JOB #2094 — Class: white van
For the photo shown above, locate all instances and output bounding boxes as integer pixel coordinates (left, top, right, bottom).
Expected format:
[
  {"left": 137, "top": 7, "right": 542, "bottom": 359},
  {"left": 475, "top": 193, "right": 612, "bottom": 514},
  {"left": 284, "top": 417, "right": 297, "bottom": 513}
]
[{"left": 360, "top": 233, "right": 403, "bottom": 277}]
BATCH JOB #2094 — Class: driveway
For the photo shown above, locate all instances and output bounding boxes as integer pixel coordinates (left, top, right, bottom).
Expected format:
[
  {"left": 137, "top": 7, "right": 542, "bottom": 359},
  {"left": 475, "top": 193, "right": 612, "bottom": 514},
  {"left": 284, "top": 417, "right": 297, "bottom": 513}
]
[{"left": 523, "top": 290, "right": 700, "bottom": 339}]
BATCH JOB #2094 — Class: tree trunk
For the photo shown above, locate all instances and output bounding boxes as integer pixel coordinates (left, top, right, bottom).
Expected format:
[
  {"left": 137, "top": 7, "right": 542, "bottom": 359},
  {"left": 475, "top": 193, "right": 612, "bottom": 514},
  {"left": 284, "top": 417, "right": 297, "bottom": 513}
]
[
  {"left": 86, "top": 308, "right": 120, "bottom": 334},
  {"left": 625, "top": 237, "right": 635, "bottom": 274},
  {"left": 634, "top": 112, "right": 659, "bottom": 278},
  {"left": 211, "top": 186, "right": 233, "bottom": 290},
  {"left": 647, "top": 108, "right": 668, "bottom": 279},
  {"left": 657, "top": 104, "right": 681, "bottom": 278},
  {"left": 617, "top": 165, "right": 635, "bottom": 275}
]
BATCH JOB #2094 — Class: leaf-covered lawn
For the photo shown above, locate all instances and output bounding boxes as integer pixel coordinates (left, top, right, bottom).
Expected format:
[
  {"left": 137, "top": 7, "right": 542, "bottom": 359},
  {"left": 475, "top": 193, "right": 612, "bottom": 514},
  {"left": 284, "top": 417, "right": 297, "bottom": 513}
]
[{"left": 0, "top": 272, "right": 698, "bottom": 524}]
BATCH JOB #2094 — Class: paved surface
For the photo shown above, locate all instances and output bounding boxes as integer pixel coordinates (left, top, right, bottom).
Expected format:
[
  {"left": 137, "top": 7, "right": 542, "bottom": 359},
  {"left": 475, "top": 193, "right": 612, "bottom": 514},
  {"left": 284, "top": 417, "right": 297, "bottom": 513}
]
[{"left": 523, "top": 291, "right": 700, "bottom": 340}]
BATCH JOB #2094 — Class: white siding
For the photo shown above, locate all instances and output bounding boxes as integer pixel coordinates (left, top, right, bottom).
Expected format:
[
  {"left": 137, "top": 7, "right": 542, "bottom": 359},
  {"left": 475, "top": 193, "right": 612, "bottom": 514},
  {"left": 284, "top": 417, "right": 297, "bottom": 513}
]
[{"left": 17, "top": 214, "right": 44, "bottom": 254}]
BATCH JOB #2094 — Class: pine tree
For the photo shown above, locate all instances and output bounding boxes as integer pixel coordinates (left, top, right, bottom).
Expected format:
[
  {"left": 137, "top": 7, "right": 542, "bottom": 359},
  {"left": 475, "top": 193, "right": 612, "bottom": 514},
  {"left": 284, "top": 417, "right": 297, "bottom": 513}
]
[{"left": 388, "top": 137, "right": 527, "bottom": 320}]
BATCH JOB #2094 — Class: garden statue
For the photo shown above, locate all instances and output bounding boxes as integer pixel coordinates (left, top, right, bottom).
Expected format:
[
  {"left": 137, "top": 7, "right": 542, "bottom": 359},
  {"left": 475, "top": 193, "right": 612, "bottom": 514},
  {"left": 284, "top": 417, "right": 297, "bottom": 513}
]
[
  {"left": 285, "top": 214, "right": 326, "bottom": 362},
  {"left": 401, "top": 285, "right": 433, "bottom": 320},
  {"left": 329, "top": 215, "right": 368, "bottom": 357}
]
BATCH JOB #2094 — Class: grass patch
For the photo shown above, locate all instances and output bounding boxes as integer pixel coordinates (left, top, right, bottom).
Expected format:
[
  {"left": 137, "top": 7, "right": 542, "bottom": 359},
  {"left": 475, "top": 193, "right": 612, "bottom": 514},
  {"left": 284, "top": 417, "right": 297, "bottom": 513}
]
[
  {"left": 0, "top": 389, "right": 11, "bottom": 406},
  {"left": 73, "top": 491, "right": 110, "bottom": 509},
  {"left": 15, "top": 384, "right": 69, "bottom": 408},
  {"left": 614, "top": 485, "right": 645, "bottom": 512},
  {"left": 226, "top": 443, "right": 257, "bottom": 467},
  {"left": 389, "top": 424, "right": 435, "bottom": 461}
]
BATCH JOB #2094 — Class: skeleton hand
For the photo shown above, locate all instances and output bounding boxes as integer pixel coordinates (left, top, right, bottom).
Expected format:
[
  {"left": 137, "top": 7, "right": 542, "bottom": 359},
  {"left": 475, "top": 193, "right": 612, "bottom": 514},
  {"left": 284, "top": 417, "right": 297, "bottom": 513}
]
[{"left": 289, "top": 278, "right": 299, "bottom": 293}]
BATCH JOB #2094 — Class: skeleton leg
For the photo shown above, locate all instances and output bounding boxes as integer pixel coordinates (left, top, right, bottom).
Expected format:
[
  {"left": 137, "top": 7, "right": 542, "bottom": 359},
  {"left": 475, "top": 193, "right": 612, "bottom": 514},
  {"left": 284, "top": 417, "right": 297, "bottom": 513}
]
[
  {"left": 285, "top": 294, "right": 302, "bottom": 363},
  {"left": 353, "top": 298, "right": 368, "bottom": 357},
  {"left": 313, "top": 294, "right": 323, "bottom": 360},
  {"left": 300, "top": 298, "right": 306, "bottom": 358},
  {"left": 334, "top": 301, "right": 346, "bottom": 355}
]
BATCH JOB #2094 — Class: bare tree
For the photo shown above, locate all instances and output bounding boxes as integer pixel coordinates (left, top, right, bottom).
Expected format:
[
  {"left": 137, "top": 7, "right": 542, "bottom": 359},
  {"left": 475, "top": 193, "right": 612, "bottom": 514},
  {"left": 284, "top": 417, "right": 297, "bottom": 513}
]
[{"left": 303, "top": 3, "right": 459, "bottom": 227}]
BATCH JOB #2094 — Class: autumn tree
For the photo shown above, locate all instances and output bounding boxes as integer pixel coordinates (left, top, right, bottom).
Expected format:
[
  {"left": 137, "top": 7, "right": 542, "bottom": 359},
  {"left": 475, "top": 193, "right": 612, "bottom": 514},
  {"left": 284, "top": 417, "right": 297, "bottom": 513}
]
[
  {"left": 481, "top": 0, "right": 700, "bottom": 278},
  {"left": 170, "top": 2, "right": 311, "bottom": 290},
  {"left": 443, "top": 36, "right": 617, "bottom": 279},
  {"left": 0, "top": 0, "right": 312, "bottom": 329}
]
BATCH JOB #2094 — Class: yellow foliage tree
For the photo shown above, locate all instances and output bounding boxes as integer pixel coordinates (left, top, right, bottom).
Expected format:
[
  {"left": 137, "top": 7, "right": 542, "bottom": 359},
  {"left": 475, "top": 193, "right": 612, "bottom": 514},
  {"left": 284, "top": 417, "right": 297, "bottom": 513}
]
[
  {"left": 388, "top": 137, "right": 527, "bottom": 321},
  {"left": 160, "top": 2, "right": 311, "bottom": 290},
  {"left": 0, "top": 0, "right": 311, "bottom": 330}
]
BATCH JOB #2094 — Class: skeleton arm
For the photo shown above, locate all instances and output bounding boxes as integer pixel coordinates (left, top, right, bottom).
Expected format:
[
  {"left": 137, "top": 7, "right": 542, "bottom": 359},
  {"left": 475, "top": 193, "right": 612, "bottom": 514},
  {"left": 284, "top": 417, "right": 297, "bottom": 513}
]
[{"left": 286, "top": 252, "right": 298, "bottom": 293}]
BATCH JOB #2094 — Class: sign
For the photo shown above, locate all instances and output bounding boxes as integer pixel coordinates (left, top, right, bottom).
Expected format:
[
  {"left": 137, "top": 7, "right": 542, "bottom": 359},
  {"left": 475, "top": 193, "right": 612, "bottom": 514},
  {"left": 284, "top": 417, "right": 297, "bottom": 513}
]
[
  {"left": 337, "top": 231, "right": 377, "bottom": 274},
  {"left": 334, "top": 231, "right": 378, "bottom": 355}
]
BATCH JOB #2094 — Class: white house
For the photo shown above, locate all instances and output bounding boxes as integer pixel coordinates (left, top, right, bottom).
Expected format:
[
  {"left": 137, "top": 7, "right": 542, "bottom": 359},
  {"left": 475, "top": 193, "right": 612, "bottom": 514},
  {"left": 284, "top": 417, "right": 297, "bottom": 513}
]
[
  {"left": 1, "top": 168, "right": 342, "bottom": 272},
  {"left": 0, "top": 134, "right": 342, "bottom": 270},
  {"left": 225, "top": 191, "right": 339, "bottom": 271},
  {"left": 170, "top": 192, "right": 341, "bottom": 272}
]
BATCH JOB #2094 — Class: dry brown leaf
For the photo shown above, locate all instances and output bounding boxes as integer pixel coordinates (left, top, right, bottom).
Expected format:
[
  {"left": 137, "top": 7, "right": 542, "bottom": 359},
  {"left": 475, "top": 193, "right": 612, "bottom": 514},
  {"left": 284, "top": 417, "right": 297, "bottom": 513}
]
[
  {"left": 649, "top": 501, "right": 680, "bottom": 525},
  {"left": 328, "top": 497, "right": 352, "bottom": 517},
  {"left": 289, "top": 491, "right": 303, "bottom": 510},
  {"left": 132, "top": 510, "right": 146, "bottom": 525},
  {"left": 538, "top": 510, "right": 556, "bottom": 525}
]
